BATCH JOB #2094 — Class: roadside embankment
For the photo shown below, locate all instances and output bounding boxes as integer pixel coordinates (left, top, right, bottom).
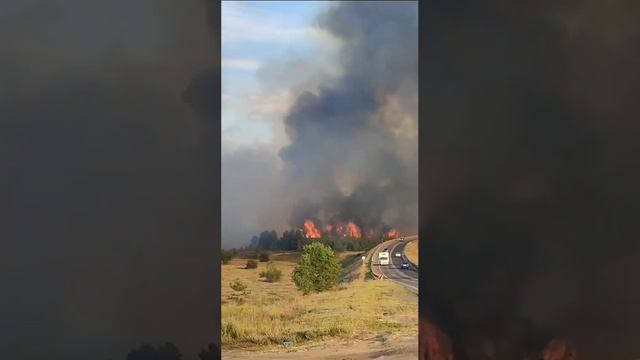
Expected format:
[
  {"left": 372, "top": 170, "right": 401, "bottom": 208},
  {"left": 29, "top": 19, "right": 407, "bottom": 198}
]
[{"left": 404, "top": 239, "right": 418, "bottom": 268}]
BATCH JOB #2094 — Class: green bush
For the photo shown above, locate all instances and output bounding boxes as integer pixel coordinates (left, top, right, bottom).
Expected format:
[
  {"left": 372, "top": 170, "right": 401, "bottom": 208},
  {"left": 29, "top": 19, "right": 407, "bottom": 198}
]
[
  {"left": 229, "top": 278, "right": 247, "bottom": 292},
  {"left": 258, "top": 252, "right": 270, "bottom": 262},
  {"left": 221, "top": 250, "right": 233, "bottom": 265},
  {"left": 259, "top": 262, "right": 282, "bottom": 283},
  {"left": 292, "top": 242, "right": 341, "bottom": 295},
  {"left": 245, "top": 259, "right": 258, "bottom": 269}
]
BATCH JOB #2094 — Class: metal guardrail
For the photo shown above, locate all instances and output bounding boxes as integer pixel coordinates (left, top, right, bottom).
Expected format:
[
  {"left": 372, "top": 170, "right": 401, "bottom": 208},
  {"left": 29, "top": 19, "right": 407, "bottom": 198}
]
[{"left": 363, "top": 245, "right": 382, "bottom": 279}]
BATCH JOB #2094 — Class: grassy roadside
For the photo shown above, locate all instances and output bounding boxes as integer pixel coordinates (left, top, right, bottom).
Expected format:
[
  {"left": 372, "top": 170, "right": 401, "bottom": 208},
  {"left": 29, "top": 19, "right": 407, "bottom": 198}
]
[
  {"left": 221, "top": 251, "right": 418, "bottom": 350},
  {"left": 404, "top": 240, "right": 418, "bottom": 267}
]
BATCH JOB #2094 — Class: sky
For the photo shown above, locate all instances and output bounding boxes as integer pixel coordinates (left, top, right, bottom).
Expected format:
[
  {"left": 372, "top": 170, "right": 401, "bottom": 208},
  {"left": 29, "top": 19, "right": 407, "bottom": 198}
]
[{"left": 221, "top": 1, "right": 335, "bottom": 148}]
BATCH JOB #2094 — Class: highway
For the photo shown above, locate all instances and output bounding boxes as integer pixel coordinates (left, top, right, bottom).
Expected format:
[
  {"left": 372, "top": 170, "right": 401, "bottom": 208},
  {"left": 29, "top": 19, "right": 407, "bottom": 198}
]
[{"left": 372, "top": 237, "right": 419, "bottom": 293}]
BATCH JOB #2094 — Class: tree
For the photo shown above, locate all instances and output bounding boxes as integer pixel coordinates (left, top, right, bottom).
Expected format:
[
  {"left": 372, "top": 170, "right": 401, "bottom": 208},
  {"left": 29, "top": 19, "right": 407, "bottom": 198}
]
[
  {"left": 292, "top": 242, "right": 341, "bottom": 295},
  {"left": 221, "top": 250, "right": 233, "bottom": 265},
  {"left": 294, "top": 229, "right": 305, "bottom": 250},
  {"left": 297, "top": 237, "right": 312, "bottom": 251},
  {"left": 249, "top": 235, "right": 259, "bottom": 250},
  {"left": 157, "top": 342, "right": 181, "bottom": 360},
  {"left": 259, "top": 262, "right": 282, "bottom": 282},
  {"left": 278, "top": 229, "right": 302, "bottom": 251},
  {"left": 269, "top": 230, "right": 278, "bottom": 249},
  {"left": 258, "top": 252, "right": 269, "bottom": 262},
  {"left": 257, "top": 230, "right": 278, "bottom": 250},
  {"left": 229, "top": 278, "right": 247, "bottom": 292}
]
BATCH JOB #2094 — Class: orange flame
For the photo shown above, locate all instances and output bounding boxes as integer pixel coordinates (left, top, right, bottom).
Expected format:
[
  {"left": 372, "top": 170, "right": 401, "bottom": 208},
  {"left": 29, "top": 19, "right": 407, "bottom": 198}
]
[
  {"left": 420, "top": 319, "right": 454, "bottom": 360},
  {"left": 304, "top": 220, "right": 321, "bottom": 239},
  {"left": 387, "top": 228, "right": 399, "bottom": 239},
  {"left": 346, "top": 221, "right": 362, "bottom": 238}
]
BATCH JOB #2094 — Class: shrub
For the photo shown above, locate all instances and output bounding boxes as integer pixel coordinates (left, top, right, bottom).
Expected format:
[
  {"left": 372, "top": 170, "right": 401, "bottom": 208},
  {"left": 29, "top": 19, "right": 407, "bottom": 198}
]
[
  {"left": 292, "top": 242, "right": 341, "bottom": 295},
  {"left": 229, "top": 278, "right": 247, "bottom": 293},
  {"left": 258, "top": 252, "right": 270, "bottom": 262},
  {"left": 245, "top": 259, "right": 258, "bottom": 269},
  {"left": 221, "top": 250, "right": 233, "bottom": 265},
  {"left": 259, "top": 262, "right": 282, "bottom": 283}
]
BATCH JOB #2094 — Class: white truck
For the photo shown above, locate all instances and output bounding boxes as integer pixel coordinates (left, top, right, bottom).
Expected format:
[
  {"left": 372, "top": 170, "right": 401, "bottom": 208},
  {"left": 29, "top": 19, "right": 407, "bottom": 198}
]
[{"left": 378, "top": 249, "right": 390, "bottom": 265}]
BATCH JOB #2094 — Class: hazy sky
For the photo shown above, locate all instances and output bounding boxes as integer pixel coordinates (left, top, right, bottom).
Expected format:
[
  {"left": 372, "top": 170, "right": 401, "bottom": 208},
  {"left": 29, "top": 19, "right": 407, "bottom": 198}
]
[{"left": 222, "top": 1, "right": 335, "bottom": 148}]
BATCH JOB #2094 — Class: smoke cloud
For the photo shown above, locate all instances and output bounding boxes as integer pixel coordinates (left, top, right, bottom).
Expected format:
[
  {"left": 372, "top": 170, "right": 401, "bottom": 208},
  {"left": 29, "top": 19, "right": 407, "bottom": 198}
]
[
  {"left": 1, "top": 0, "right": 218, "bottom": 359},
  {"left": 222, "top": 2, "right": 418, "bottom": 246},
  {"left": 277, "top": 2, "right": 419, "bottom": 237},
  {"left": 422, "top": 1, "right": 640, "bottom": 358}
]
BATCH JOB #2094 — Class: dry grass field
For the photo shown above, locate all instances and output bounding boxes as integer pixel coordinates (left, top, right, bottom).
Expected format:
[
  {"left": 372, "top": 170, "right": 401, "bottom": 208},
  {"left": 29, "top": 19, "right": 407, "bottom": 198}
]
[
  {"left": 404, "top": 239, "right": 419, "bottom": 267},
  {"left": 221, "top": 251, "right": 418, "bottom": 351}
]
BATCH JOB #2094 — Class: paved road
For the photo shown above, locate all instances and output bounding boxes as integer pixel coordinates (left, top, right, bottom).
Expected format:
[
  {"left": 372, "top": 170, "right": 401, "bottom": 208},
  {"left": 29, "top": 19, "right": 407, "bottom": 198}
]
[{"left": 373, "top": 238, "right": 419, "bottom": 293}]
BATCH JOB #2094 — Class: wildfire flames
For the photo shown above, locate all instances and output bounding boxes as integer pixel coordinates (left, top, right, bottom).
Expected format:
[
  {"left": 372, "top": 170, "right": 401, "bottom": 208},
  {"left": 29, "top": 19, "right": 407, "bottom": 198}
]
[
  {"left": 346, "top": 221, "right": 362, "bottom": 238},
  {"left": 304, "top": 220, "right": 321, "bottom": 239},
  {"left": 420, "top": 318, "right": 578, "bottom": 360},
  {"left": 387, "top": 228, "right": 399, "bottom": 239},
  {"left": 303, "top": 218, "right": 366, "bottom": 239}
]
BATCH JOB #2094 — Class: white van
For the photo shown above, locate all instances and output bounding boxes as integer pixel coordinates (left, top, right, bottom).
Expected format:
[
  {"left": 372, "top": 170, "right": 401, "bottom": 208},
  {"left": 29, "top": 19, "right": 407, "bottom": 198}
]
[{"left": 378, "top": 251, "right": 390, "bottom": 265}]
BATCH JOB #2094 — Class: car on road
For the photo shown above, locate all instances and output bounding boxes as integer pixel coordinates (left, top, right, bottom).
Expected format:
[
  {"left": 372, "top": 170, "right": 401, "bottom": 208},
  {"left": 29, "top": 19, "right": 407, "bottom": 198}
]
[
  {"left": 395, "top": 252, "right": 402, "bottom": 257},
  {"left": 400, "top": 262, "right": 410, "bottom": 269}
]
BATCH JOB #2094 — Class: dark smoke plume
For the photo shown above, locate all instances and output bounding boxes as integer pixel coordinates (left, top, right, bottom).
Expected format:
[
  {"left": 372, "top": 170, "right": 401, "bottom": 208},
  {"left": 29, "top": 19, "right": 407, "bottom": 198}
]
[
  {"left": 1, "top": 0, "right": 218, "bottom": 359},
  {"left": 422, "top": 1, "right": 640, "bottom": 359},
  {"left": 279, "top": 2, "right": 419, "bottom": 236}
]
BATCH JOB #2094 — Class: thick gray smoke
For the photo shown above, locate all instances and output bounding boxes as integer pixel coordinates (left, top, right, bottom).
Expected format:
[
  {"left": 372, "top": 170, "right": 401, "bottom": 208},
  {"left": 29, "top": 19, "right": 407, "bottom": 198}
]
[
  {"left": 1, "top": 0, "right": 218, "bottom": 359},
  {"left": 279, "top": 2, "right": 418, "bottom": 236},
  {"left": 422, "top": 1, "right": 640, "bottom": 359}
]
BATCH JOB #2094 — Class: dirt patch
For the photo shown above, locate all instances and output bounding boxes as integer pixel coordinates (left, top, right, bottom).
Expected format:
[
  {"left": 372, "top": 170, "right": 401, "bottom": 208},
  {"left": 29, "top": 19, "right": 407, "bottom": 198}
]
[{"left": 222, "top": 335, "right": 418, "bottom": 359}]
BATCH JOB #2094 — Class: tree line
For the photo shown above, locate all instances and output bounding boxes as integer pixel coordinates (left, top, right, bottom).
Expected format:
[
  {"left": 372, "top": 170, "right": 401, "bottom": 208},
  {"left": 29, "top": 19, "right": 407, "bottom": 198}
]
[{"left": 237, "top": 229, "right": 385, "bottom": 252}]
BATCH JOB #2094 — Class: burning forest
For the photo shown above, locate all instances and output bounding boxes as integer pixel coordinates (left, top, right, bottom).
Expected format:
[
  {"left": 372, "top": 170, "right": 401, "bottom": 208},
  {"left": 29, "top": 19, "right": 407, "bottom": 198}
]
[{"left": 301, "top": 218, "right": 398, "bottom": 240}]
